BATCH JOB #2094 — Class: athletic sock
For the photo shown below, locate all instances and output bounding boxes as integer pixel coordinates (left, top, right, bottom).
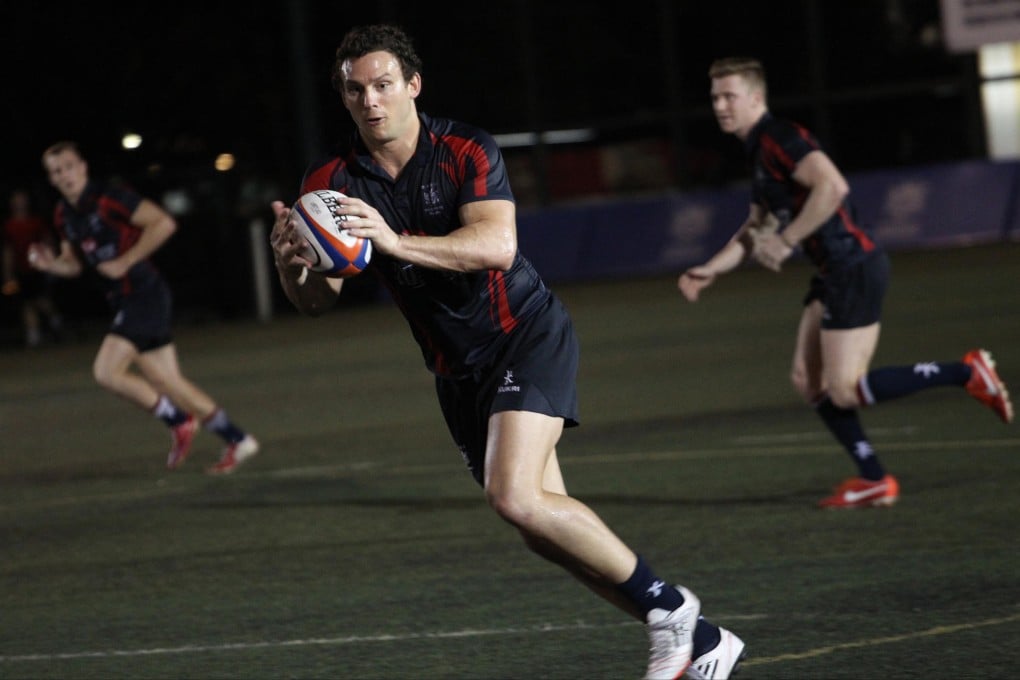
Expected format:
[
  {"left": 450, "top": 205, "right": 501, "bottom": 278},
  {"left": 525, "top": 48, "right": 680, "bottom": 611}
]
[
  {"left": 202, "top": 408, "right": 246, "bottom": 444},
  {"left": 693, "top": 616, "right": 722, "bottom": 657},
  {"left": 152, "top": 395, "right": 189, "bottom": 427},
  {"left": 617, "top": 555, "right": 685, "bottom": 617},
  {"left": 858, "top": 361, "right": 970, "bottom": 405},
  {"left": 814, "top": 396, "right": 885, "bottom": 481}
]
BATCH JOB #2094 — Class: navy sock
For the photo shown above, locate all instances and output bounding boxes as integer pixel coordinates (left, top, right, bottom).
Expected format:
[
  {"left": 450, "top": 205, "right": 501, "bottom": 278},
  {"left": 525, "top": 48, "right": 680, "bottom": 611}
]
[
  {"left": 815, "top": 396, "right": 885, "bottom": 480},
  {"left": 617, "top": 555, "right": 684, "bottom": 617},
  {"left": 859, "top": 361, "right": 970, "bottom": 404},
  {"left": 152, "top": 395, "right": 189, "bottom": 427},
  {"left": 203, "top": 408, "right": 246, "bottom": 444},
  {"left": 693, "top": 616, "right": 722, "bottom": 657}
]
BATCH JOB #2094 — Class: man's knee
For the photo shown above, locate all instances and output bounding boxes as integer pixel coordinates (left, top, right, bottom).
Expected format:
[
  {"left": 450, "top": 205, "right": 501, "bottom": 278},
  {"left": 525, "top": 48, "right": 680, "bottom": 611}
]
[
  {"left": 790, "top": 366, "right": 814, "bottom": 401},
  {"left": 827, "top": 382, "right": 861, "bottom": 409},
  {"left": 485, "top": 483, "right": 538, "bottom": 529},
  {"left": 92, "top": 360, "right": 117, "bottom": 391}
]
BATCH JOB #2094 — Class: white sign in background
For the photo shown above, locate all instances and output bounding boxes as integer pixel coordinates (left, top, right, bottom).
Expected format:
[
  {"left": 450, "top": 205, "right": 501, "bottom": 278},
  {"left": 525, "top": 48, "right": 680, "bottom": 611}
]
[{"left": 941, "top": 0, "right": 1020, "bottom": 51}]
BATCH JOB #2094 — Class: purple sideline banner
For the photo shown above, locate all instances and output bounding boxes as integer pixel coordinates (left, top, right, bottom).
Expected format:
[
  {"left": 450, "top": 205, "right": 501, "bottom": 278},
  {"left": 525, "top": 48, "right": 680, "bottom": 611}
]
[
  {"left": 517, "top": 159, "right": 1020, "bottom": 283},
  {"left": 851, "top": 160, "right": 1020, "bottom": 249}
]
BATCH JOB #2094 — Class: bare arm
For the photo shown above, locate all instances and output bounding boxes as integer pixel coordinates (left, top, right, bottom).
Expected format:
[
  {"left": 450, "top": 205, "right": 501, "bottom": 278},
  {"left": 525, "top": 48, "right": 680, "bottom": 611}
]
[
  {"left": 28, "top": 239, "right": 83, "bottom": 278},
  {"left": 269, "top": 200, "right": 343, "bottom": 317},
  {"left": 783, "top": 150, "right": 849, "bottom": 244},
  {"left": 270, "top": 194, "right": 518, "bottom": 316},
  {"left": 753, "top": 150, "right": 849, "bottom": 269},
  {"left": 340, "top": 196, "right": 517, "bottom": 272},
  {"left": 678, "top": 203, "right": 764, "bottom": 302},
  {"left": 95, "top": 199, "right": 177, "bottom": 280}
]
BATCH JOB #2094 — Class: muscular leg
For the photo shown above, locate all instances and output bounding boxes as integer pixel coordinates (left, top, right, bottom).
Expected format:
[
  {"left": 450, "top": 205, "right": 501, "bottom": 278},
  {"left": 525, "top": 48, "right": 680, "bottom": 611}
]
[
  {"left": 790, "top": 300, "right": 825, "bottom": 402},
  {"left": 789, "top": 303, "right": 887, "bottom": 480},
  {"left": 790, "top": 301, "right": 882, "bottom": 406},
  {"left": 92, "top": 334, "right": 160, "bottom": 409},
  {"left": 139, "top": 343, "right": 253, "bottom": 462},
  {"left": 483, "top": 410, "right": 642, "bottom": 619},
  {"left": 135, "top": 343, "right": 217, "bottom": 419},
  {"left": 516, "top": 447, "right": 643, "bottom": 620},
  {"left": 821, "top": 322, "right": 881, "bottom": 409},
  {"left": 815, "top": 321, "right": 885, "bottom": 480}
]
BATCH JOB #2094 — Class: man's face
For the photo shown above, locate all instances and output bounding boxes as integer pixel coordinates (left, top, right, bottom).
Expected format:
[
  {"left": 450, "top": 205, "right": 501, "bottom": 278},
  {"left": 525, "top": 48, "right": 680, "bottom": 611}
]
[
  {"left": 339, "top": 50, "right": 421, "bottom": 145},
  {"left": 44, "top": 150, "right": 89, "bottom": 202},
  {"left": 710, "top": 74, "right": 763, "bottom": 140}
]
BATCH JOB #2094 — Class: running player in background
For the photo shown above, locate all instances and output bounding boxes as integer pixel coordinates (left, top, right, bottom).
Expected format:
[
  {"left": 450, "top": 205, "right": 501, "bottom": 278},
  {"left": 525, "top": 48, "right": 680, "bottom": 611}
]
[
  {"left": 678, "top": 57, "right": 1013, "bottom": 509},
  {"left": 2, "top": 188, "right": 65, "bottom": 347},
  {"left": 269, "top": 24, "right": 744, "bottom": 680},
  {"left": 31, "top": 141, "right": 259, "bottom": 474}
]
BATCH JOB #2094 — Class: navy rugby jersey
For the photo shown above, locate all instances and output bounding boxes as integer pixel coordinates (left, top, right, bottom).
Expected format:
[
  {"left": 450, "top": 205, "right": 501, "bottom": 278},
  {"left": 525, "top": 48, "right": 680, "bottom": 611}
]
[
  {"left": 53, "top": 181, "right": 164, "bottom": 300},
  {"left": 301, "top": 113, "right": 552, "bottom": 378},
  {"left": 746, "top": 112, "right": 877, "bottom": 271}
]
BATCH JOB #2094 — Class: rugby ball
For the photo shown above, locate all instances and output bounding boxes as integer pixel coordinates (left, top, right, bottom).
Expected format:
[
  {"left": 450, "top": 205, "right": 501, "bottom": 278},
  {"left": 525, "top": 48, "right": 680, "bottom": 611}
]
[{"left": 291, "top": 189, "right": 372, "bottom": 277}]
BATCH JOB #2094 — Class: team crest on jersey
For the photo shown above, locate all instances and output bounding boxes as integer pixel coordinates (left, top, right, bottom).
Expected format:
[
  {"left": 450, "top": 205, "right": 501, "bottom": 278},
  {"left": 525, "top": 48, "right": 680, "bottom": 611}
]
[{"left": 422, "top": 183, "right": 443, "bottom": 217}]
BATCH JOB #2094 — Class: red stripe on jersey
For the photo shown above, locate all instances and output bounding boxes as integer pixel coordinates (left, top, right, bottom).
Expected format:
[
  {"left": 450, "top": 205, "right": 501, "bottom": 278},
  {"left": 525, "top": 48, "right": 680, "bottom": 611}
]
[
  {"left": 302, "top": 158, "right": 346, "bottom": 194},
  {"left": 760, "top": 134, "right": 797, "bottom": 178},
  {"left": 438, "top": 134, "right": 491, "bottom": 198},
  {"left": 487, "top": 270, "right": 518, "bottom": 334},
  {"left": 98, "top": 194, "right": 140, "bottom": 251},
  {"left": 838, "top": 206, "right": 875, "bottom": 252},
  {"left": 98, "top": 194, "right": 141, "bottom": 295}
]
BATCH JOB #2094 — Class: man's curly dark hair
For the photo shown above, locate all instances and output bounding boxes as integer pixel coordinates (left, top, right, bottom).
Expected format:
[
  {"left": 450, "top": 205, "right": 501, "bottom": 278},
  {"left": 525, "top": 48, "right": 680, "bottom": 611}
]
[{"left": 332, "top": 24, "right": 423, "bottom": 92}]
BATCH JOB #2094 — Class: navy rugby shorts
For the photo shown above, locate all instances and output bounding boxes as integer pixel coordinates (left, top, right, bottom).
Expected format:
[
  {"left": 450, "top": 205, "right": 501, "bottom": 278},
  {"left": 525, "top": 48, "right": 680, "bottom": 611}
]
[
  {"left": 108, "top": 279, "right": 174, "bottom": 352},
  {"left": 436, "top": 294, "right": 580, "bottom": 485},
  {"left": 804, "top": 250, "right": 890, "bottom": 330}
]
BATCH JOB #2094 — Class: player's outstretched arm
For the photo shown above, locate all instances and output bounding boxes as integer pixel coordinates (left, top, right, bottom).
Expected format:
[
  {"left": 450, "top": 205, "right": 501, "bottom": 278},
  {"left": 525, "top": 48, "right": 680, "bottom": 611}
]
[
  {"left": 679, "top": 206, "right": 761, "bottom": 301},
  {"left": 28, "top": 240, "right": 82, "bottom": 278},
  {"left": 270, "top": 200, "right": 343, "bottom": 316},
  {"left": 678, "top": 266, "right": 716, "bottom": 302}
]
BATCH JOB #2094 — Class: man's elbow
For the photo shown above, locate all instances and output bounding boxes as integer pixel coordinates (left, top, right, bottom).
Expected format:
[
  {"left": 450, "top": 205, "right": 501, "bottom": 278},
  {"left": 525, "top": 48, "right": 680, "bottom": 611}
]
[
  {"left": 163, "top": 216, "right": 179, "bottom": 237},
  {"left": 832, "top": 178, "right": 850, "bottom": 203},
  {"left": 492, "top": 231, "right": 517, "bottom": 270},
  {"left": 492, "top": 248, "right": 516, "bottom": 271}
]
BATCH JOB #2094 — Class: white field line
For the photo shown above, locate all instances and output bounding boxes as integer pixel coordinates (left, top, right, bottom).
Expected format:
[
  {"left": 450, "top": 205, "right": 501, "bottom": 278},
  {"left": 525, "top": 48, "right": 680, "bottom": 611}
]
[
  {"left": 743, "top": 611, "right": 1020, "bottom": 667},
  {"left": 3, "top": 611, "right": 1018, "bottom": 667},
  {"left": 0, "top": 616, "right": 767, "bottom": 663}
]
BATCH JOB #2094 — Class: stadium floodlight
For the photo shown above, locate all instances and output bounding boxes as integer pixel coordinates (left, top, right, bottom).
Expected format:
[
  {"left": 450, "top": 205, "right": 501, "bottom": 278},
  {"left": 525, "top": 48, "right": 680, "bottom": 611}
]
[
  {"left": 215, "top": 153, "right": 236, "bottom": 171},
  {"left": 121, "top": 133, "right": 143, "bottom": 150}
]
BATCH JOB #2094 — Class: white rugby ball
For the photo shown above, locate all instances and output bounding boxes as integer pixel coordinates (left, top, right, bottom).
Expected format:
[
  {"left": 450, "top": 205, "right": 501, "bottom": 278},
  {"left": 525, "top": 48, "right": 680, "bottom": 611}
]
[{"left": 291, "top": 189, "right": 372, "bottom": 277}]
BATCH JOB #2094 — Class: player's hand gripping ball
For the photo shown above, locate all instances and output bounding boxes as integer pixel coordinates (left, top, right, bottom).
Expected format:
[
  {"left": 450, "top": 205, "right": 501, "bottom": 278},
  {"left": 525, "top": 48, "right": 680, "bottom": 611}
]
[{"left": 291, "top": 190, "right": 372, "bottom": 277}]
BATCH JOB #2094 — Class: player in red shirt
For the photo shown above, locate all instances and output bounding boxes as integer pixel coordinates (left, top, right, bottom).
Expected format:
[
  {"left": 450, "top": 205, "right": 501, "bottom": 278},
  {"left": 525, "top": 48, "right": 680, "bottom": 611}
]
[{"left": 2, "top": 188, "right": 64, "bottom": 347}]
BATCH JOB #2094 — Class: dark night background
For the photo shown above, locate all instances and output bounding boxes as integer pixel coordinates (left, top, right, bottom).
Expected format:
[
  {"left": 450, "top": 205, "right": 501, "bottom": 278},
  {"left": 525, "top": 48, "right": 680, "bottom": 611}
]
[{"left": 0, "top": 0, "right": 988, "bottom": 324}]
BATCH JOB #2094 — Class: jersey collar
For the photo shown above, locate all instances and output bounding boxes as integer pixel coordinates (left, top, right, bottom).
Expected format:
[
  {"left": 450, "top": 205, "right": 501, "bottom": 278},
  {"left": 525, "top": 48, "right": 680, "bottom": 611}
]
[
  {"left": 350, "top": 113, "right": 434, "bottom": 181},
  {"left": 744, "top": 111, "right": 772, "bottom": 155}
]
